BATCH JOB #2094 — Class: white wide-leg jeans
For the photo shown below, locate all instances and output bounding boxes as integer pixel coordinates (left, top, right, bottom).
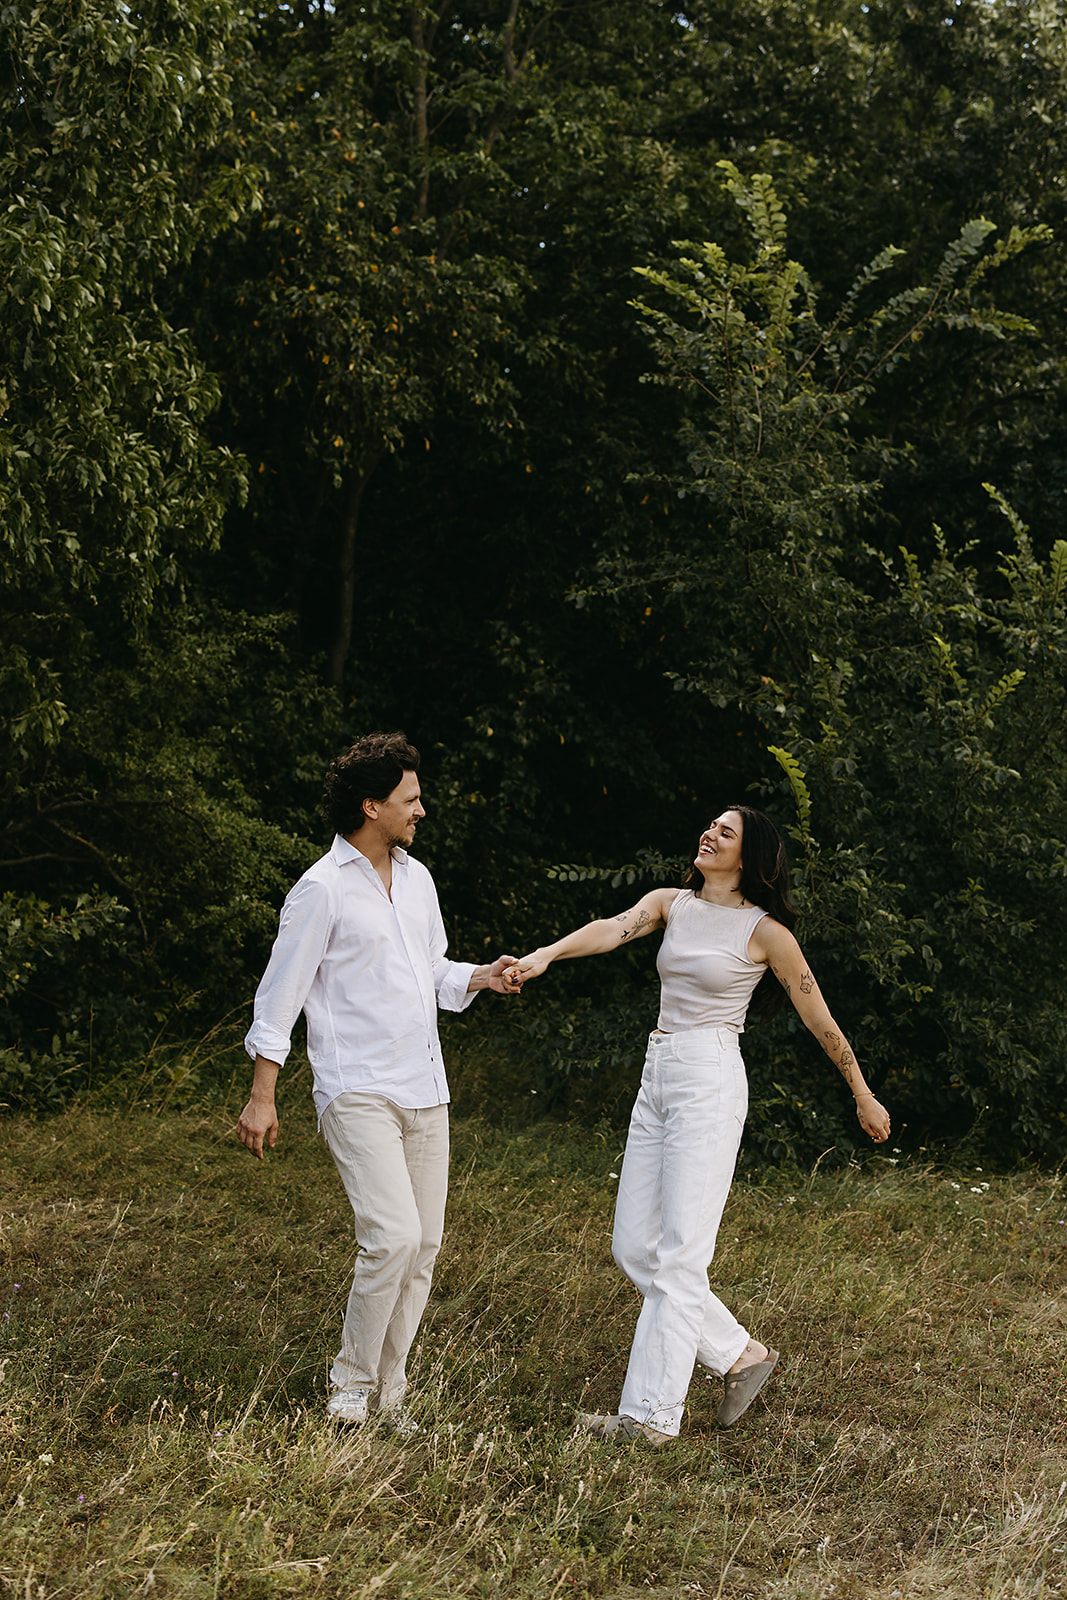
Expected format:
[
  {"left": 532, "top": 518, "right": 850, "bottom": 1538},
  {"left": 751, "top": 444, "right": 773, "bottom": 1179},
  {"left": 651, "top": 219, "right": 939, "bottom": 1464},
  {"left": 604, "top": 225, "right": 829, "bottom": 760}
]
[
  {"left": 320, "top": 1093, "right": 449, "bottom": 1407},
  {"left": 613, "top": 1027, "right": 750, "bottom": 1436}
]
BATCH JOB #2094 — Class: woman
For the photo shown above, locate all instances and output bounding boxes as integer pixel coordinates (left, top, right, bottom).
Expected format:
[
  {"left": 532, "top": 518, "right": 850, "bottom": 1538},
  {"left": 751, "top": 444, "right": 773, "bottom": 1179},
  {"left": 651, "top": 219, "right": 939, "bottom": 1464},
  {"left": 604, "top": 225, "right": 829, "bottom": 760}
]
[{"left": 507, "top": 806, "right": 891, "bottom": 1446}]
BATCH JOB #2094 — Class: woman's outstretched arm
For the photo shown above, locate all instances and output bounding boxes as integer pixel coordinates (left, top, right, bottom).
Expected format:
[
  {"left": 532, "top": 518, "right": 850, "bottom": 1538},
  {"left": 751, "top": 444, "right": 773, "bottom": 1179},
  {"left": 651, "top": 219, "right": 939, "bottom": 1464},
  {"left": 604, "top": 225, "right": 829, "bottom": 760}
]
[
  {"left": 507, "top": 887, "right": 679, "bottom": 984},
  {"left": 750, "top": 918, "right": 892, "bottom": 1144}
]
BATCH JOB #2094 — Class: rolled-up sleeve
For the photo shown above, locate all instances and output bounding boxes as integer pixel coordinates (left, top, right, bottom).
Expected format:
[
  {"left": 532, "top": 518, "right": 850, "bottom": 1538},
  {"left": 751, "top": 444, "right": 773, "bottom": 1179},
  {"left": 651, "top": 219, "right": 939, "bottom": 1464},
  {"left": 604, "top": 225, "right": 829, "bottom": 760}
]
[{"left": 244, "top": 876, "right": 335, "bottom": 1066}]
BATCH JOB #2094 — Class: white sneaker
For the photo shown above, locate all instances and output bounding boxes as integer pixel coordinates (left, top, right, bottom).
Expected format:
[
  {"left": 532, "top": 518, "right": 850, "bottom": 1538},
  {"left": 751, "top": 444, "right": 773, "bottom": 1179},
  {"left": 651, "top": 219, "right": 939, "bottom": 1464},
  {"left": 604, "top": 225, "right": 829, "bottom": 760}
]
[
  {"left": 326, "top": 1387, "right": 370, "bottom": 1425},
  {"left": 380, "top": 1402, "right": 419, "bottom": 1438}
]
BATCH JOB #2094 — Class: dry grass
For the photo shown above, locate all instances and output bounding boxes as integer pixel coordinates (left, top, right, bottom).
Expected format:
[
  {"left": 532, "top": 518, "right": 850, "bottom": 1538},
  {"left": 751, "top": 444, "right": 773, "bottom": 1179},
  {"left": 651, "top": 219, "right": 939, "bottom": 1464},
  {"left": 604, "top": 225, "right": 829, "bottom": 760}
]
[{"left": 0, "top": 1060, "right": 1065, "bottom": 1598}]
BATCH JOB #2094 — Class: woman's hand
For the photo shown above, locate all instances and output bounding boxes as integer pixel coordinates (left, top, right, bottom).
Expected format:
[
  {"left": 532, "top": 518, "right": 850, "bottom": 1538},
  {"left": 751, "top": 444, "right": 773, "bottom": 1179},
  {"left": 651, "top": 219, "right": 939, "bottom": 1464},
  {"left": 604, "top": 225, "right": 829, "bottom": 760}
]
[
  {"left": 856, "top": 1091, "right": 891, "bottom": 1143},
  {"left": 505, "top": 951, "right": 550, "bottom": 986}
]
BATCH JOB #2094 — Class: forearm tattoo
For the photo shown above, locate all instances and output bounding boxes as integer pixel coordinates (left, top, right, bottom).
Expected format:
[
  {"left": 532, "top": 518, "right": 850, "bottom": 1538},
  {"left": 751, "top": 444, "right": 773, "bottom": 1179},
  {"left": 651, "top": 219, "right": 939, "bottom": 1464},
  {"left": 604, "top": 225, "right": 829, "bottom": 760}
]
[
  {"left": 617, "top": 908, "right": 651, "bottom": 942},
  {"left": 800, "top": 970, "right": 814, "bottom": 994},
  {"left": 823, "top": 1031, "right": 858, "bottom": 1091}
]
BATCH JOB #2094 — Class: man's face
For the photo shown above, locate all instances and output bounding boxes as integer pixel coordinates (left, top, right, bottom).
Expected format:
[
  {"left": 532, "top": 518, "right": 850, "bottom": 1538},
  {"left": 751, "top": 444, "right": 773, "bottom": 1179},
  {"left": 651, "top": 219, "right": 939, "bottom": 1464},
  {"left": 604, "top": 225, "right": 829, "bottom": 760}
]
[{"left": 367, "top": 771, "right": 425, "bottom": 848}]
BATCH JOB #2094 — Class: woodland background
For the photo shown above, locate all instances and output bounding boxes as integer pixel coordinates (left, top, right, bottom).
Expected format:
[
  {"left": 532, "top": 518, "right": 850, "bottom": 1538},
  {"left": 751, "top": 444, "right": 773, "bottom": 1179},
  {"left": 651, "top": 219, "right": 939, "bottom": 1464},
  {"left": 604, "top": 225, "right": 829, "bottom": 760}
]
[{"left": 3, "top": 0, "right": 1066, "bottom": 1164}]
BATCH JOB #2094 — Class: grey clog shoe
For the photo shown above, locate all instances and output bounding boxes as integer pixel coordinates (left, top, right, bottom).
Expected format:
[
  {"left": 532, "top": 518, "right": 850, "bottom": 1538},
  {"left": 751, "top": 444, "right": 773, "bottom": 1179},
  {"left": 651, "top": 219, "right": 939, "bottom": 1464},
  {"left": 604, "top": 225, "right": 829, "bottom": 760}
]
[{"left": 715, "top": 1349, "right": 780, "bottom": 1427}]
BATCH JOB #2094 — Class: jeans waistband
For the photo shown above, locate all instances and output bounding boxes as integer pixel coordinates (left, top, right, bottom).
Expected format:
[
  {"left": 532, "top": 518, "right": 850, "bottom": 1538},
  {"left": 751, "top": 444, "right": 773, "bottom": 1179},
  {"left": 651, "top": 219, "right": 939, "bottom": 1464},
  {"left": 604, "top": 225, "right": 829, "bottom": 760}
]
[{"left": 649, "top": 1024, "right": 742, "bottom": 1043}]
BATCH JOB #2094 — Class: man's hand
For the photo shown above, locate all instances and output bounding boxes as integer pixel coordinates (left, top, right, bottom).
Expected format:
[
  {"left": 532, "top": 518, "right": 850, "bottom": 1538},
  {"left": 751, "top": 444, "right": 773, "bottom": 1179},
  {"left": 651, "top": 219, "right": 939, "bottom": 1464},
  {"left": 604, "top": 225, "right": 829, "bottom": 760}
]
[
  {"left": 237, "top": 1056, "right": 281, "bottom": 1159},
  {"left": 236, "top": 1094, "right": 279, "bottom": 1159}
]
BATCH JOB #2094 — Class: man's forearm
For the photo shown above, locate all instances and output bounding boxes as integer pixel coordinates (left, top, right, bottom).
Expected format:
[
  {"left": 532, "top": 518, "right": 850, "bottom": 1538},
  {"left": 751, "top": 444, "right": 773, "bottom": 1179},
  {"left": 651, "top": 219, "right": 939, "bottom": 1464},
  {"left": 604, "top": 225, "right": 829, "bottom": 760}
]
[
  {"left": 466, "top": 955, "right": 520, "bottom": 994},
  {"left": 250, "top": 1055, "right": 281, "bottom": 1099},
  {"left": 466, "top": 963, "right": 496, "bottom": 991},
  {"left": 237, "top": 1056, "right": 282, "bottom": 1159}
]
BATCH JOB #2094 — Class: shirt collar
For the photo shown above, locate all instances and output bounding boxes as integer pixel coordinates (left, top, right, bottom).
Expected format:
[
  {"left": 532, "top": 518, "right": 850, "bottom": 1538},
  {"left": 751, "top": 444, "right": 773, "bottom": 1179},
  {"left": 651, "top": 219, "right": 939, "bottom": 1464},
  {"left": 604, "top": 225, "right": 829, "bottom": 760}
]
[{"left": 331, "top": 833, "right": 409, "bottom": 871}]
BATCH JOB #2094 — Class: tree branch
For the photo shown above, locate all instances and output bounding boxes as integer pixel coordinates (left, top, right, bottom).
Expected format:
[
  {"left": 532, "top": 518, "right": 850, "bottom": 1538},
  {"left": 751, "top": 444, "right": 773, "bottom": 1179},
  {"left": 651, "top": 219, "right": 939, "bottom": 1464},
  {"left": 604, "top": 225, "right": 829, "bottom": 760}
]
[
  {"left": 0, "top": 853, "right": 84, "bottom": 869},
  {"left": 48, "top": 824, "right": 149, "bottom": 944}
]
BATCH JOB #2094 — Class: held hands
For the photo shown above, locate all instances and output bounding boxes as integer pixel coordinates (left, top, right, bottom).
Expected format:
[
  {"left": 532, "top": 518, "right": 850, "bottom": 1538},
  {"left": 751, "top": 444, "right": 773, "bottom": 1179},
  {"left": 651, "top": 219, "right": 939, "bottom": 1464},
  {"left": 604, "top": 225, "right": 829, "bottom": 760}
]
[
  {"left": 855, "top": 1091, "right": 891, "bottom": 1144},
  {"left": 487, "top": 954, "right": 524, "bottom": 994},
  {"left": 503, "top": 951, "right": 550, "bottom": 988}
]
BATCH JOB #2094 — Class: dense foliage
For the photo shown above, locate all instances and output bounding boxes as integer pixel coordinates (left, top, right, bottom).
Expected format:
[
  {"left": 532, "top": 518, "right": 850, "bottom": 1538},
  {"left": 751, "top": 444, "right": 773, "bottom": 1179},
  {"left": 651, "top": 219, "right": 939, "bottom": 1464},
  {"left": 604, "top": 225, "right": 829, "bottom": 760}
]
[
  {"left": 0, "top": 0, "right": 341, "bottom": 1087},
  {"left": 598, "top": 172, "right": 1066, "bottom": 1160},
  {"left": 2, "top": 0, "right": 1065, "bottom": 1161}
]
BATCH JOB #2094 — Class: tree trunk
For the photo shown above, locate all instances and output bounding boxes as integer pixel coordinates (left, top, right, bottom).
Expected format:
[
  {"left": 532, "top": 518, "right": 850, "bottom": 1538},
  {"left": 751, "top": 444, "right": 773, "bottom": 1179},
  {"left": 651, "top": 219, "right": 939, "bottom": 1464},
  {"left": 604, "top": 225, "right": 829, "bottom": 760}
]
[
  {"left": 411, "top": 5, "right": 430, "bottom": 219},
  {"left": 328, "top": 450, "right": 383, "bottom": 687}
]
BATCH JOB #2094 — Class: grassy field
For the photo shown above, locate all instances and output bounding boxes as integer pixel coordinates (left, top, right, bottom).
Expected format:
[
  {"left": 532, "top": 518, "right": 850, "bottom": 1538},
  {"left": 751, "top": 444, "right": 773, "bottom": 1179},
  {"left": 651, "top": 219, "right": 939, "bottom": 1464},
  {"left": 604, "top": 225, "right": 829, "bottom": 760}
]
[{"left": 1, "top": 1060, "right": 1065, "bottom": 1599}]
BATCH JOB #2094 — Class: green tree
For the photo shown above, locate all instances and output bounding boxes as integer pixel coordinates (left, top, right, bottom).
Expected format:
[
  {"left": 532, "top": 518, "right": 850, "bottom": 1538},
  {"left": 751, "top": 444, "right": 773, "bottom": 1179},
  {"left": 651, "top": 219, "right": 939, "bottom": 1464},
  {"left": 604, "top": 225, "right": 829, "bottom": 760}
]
[
  {"left": 1, "top": 0, "right": 254, "bottom": 757},
  {"left": 0, "top": 0, "right": 341, "bottom": 1087},
  {"left": 665, "top": 0, "right": 1067, "bottom": 554},
  {"left": 577, "top": 168, "right": 1066, "bottom": 1159}
]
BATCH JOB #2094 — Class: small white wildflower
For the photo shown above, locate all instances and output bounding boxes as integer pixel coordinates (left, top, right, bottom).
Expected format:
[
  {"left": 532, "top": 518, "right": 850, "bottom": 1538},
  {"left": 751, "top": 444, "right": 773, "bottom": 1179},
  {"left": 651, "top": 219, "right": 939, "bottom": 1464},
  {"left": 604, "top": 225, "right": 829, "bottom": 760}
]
[{"left": 37, "top": 1453, "right": 53, "bottom": 1466}]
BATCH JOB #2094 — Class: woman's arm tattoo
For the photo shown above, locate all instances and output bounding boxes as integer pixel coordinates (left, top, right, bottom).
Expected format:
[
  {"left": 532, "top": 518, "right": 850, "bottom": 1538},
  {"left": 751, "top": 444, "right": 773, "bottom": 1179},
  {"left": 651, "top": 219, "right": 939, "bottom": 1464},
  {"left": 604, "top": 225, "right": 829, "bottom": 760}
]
[
  {"left": 800, "top": 970, "right": 814, "bottom": 994},
  {"left": 617, "top": 908, "right": 651, "bottom": 942},
  {"left": 836, "top": 1046, "right": 857, "bottom": 1090},
  {"left": 823, "top": 1030, "right": 857, "bottom": 1087},
  {"left": 771, "top": 963, "right": 792, "bottom": 1000}
]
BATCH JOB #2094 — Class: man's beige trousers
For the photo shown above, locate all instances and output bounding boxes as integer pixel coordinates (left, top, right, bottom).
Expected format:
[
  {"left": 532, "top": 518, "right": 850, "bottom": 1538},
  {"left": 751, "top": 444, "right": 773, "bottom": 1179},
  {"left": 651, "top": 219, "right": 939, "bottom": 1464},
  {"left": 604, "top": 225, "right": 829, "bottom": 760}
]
[{"left": 320, "top": 1092, "right": 449, "bottom": 1406}]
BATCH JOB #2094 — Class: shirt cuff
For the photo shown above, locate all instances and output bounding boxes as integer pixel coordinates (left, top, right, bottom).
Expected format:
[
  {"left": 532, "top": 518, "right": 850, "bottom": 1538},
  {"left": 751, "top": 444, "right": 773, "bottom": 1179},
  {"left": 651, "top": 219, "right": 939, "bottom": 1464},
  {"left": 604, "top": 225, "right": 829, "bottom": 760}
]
[
  {"left": 244, "top": 1024, "right": 293, "bottom": 1067},
  {"left": 436, "top": 960, "right": 479, "bottom": 1012}
]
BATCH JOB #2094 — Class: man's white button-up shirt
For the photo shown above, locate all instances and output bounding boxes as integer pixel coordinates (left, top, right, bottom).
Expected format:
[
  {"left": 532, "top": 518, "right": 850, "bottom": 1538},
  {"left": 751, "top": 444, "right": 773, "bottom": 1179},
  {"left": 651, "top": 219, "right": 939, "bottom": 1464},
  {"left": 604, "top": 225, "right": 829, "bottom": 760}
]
[{"left": 245, "top": 834, "right": 478, "bottom": 1119}]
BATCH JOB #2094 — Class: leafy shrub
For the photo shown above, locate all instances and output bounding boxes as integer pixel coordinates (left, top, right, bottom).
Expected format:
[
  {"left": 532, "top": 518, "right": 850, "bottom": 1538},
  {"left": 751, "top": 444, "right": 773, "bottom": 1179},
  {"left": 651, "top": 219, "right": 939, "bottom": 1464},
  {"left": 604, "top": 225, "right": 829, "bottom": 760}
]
[
  {"left": 515, "top": 168, "right": 1067, "bottom": 1163},
  {"left": 0, "top": 607, "right": 343, "bottom": 1105},
  {"left": 754, "top": 509, "right": 1067, "bottom": 1160},
  {"left": 0, "top": 893, "right": 132, "bottom": 1110}
]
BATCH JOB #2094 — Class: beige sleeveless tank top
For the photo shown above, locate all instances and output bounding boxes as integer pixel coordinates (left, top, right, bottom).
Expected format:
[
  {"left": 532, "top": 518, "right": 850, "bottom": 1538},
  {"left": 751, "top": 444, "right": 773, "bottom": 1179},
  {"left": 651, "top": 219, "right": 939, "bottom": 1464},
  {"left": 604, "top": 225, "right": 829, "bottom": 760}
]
[{"left": 655, "top": 890, "right": 769, "bottom": 1034}]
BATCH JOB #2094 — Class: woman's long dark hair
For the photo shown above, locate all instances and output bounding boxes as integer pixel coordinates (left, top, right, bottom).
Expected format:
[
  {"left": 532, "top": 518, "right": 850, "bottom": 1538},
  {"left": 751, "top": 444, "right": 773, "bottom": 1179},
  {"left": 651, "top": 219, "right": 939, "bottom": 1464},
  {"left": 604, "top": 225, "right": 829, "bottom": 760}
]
[{"left": 683, "top": 804, "right": 797, "bottom": 1021}]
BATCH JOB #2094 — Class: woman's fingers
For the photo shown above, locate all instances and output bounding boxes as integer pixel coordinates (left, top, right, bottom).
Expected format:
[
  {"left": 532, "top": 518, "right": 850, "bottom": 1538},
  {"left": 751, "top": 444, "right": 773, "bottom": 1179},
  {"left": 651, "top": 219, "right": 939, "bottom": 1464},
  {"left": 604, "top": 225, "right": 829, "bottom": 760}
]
[
  {"left": 858, "top": 1097, "right": 891, "bottom": 1142},
  {"left": 505, "top": 953, "right": 546, "bottom": 984}
]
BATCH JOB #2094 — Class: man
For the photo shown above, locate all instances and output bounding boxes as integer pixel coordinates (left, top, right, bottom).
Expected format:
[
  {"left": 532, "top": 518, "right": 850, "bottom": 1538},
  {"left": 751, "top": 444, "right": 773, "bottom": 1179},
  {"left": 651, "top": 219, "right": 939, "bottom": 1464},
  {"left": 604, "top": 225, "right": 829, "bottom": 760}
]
[{"left": 237, "top": 730, "right": 517, "bottom": 1429}]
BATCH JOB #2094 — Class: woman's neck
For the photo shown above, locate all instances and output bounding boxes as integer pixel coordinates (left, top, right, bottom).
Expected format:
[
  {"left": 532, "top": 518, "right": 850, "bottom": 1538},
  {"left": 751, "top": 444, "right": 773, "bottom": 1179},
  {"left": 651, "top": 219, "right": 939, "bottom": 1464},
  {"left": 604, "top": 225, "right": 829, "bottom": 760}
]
[{"left": 695, "top": 877, "right": 746, "bottom": 908}]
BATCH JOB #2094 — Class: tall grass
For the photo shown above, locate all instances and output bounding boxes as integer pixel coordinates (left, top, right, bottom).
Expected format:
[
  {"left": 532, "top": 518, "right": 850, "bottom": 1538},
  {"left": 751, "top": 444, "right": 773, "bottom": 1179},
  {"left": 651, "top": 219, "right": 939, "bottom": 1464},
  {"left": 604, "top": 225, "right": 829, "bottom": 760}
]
[{"left": 0, "top": 1055, "right": 1064, "bottom": 1597}]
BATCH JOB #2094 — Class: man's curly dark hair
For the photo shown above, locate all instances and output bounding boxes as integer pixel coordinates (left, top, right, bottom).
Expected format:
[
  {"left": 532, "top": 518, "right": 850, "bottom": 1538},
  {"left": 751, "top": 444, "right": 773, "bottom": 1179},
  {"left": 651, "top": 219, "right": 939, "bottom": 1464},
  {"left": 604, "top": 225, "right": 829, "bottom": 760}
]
[{"left": 320, "top": 732, "right": 421, "bottom": 836}]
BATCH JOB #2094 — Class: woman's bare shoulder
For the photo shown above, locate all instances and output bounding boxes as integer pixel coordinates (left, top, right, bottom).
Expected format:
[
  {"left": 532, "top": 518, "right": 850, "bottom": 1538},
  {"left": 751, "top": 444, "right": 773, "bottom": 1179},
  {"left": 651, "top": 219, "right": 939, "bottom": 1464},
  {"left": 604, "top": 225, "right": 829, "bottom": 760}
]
[{"left": 748, "top": 913, "right": 800, "bottom": 961}]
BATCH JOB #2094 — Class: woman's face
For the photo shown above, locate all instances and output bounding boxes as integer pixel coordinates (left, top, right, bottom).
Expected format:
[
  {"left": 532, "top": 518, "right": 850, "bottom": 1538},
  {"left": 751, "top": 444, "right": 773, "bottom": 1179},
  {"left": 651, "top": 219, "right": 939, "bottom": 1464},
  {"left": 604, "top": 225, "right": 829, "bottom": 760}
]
[{"left": 694, "top": 810, "right": 744, "bottom": 882}]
